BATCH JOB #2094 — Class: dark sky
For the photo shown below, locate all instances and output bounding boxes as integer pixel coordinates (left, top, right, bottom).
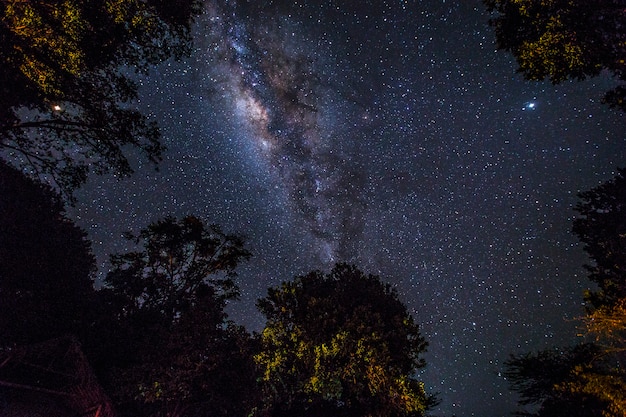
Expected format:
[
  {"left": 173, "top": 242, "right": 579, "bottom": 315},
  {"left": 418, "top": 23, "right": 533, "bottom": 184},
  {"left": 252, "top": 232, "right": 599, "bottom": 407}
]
[{"left": 70, "top": 1, "right": 625, "bottom": 415}]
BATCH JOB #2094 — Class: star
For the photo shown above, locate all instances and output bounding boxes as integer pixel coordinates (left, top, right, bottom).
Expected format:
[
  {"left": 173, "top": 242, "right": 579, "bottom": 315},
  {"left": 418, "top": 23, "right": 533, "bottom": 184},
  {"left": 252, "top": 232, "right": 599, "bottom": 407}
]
[{"left": 523, "top": 101, "right": 537, "bottom": 110}]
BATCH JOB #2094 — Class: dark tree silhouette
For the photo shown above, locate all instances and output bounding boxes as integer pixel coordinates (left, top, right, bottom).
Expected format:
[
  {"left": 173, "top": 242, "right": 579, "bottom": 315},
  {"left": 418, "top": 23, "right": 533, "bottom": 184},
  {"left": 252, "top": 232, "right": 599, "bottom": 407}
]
[
  {"left": 100, "top": 215, "right": 255, "bottom": 417},
  {"left": 504, "top": 345, "right": 610, "bottom": 417},
  {"left": 574, "top": 168, "right": 626, "bottom": 310},
  {"left": 0, "top": 160, "right": 96, "bottom": 346},
  {"left": 0, "top": 0, "right": 202, "bottom": 196},
  {"left": 254, "top": 263, "right": 436, "bottom": 417}
]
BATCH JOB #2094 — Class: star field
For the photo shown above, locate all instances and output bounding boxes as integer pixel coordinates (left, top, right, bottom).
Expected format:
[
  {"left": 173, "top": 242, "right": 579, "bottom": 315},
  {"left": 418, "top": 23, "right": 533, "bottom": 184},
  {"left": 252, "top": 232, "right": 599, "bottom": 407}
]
[{"left": 70, "top": 1, "right": 626, "bottom": 415}]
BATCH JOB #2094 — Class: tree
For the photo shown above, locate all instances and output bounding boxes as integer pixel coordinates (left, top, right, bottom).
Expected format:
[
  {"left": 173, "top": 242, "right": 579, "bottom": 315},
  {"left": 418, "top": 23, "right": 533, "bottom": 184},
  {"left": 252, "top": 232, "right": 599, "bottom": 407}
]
[
  {"left": 582, "top": 299, "right": 626, "bottom": 352},
  {"left": 0, "top": 159, "right": 96, "bottom": 346},
  {"left": 100, "top": 215, "right": 255, "bottom": 417},
  {"left": 0, "top": 0, "right": 202, "bottom": 196},
  {"left": 503, "top": 344, "right": 612, "bottom": 417},
  {"left": 573, "top": 168, "right": 626, "bottom": 310},
  {"left": 503, "top": 169, "right": 626, "bottom": 416},
  {"left": 254, "top": 264, "right": 436, "bottom": 417},
  {"left": 484, "top": 0, "right": 626, "bottom": 112},
  {"left": 105, "top": 215, "right": 250, "bottom": 319},
  {"left": 504, "top": 344, "right": 626, "bottom": 417}
]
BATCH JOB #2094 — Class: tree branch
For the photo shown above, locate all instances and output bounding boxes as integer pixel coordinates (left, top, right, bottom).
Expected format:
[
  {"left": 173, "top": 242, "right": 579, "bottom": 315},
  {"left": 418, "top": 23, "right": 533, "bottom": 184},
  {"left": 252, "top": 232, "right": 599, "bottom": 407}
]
[{"left": 2, "top": 118, "right": 102, "bottom": 133}]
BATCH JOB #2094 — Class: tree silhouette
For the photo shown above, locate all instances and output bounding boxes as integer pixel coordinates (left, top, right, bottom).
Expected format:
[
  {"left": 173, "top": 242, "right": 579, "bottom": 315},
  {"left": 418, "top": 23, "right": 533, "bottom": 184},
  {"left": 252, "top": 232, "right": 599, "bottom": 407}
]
[
  {"left": 0, "top": 0, "right": 202, "bottom": 197},
  {"left": 574, "top": 168, "right": 626, "bottom": 310},
  {"left": 0, "top": 160, "right": 96, "bottom": 347},
  {"left": 100, "top": 215, "right": 255, "bottom": 417},
  {"left": 503, "top": 345, "right": 612, "bottom": 417}
]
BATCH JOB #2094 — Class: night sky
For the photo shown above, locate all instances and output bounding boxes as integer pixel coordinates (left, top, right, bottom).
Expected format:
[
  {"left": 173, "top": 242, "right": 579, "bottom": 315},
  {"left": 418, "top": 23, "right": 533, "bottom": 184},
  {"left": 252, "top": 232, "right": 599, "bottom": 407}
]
[{"left": 69, "top": 1, "right": 625, "bottom": 416}]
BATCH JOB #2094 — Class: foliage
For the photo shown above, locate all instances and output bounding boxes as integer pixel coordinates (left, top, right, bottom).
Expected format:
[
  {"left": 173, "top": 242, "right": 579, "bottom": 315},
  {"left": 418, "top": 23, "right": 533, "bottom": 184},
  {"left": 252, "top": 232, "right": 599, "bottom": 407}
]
[
  {"left": 254, "top": 263, "right": 436, "bottom": 417},
  {"left": 100, "top": 215, "right": 254, "bottom": 417},
  {"left": 573, "top": 168, "right": 626, "bottom": 310},
  {"left": 505, "top": 344, "right": 626, "bottom": 417},
  {"left": 504, "top": 169, "right": 626, "bottom": 416},
  {"left": 504, "top": 344, "right": 606, "bottom": 416},
  {"left": 0, "top": 0, "right": 202, "bottom": 197},
  {"left": 0, "top": 159, "right": 96, "bottom": 346},
  {"left": 105, "top": 215, "right": 250, "bottom": 319},
  {"left": 583, "top": 299, "right": 626, "bottom": 350},
  {"left": 572, "top": 171, "right": 626, "bottom": 415},
  {"left": 484, "top": 0, "right": 626, "bottom": 112},
  {"left": 555, "top": 365, "right": 626, "bottom": 417}
]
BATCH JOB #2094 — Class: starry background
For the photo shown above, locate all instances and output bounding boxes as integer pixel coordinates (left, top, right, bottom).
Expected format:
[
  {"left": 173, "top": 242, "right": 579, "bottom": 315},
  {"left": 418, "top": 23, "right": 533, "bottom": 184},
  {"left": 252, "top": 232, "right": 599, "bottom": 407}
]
[{"left": 69, "top": 1, "right": 625, "bottom": 416}]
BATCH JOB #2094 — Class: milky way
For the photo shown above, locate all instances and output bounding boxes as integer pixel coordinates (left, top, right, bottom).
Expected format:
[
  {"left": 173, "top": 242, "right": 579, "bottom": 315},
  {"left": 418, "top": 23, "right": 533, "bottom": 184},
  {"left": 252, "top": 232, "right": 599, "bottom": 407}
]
[
  {"left": 203, "top": 0, "right": 371, "bottom": 264},
  {"left": 70, "top": 1, "right": 626, "bottom": 415}
]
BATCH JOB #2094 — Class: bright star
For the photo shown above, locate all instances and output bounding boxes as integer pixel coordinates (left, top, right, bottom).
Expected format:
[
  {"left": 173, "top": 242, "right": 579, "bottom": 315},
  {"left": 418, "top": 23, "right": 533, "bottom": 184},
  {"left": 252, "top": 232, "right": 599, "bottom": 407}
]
[{"left": 523, "top": 101, "right": 537, "bottom": 110}]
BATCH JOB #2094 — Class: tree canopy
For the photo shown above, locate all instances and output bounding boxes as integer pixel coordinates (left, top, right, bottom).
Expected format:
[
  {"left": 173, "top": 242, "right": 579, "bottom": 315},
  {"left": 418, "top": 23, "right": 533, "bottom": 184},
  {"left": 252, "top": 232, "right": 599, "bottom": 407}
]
[
  {"left": 99, "top": 215, "right": 254, "bottom": 417},
  {"left": 254, "top": 264, "right": 436, "bottom": 417},
  {"left": 504, "top": 169, "right": 626, "bottom": 416},
  {"left": 0, "top": 159, "right": 96, "bottom": 346},
  {"left": 484, "top": 0, "right": 626, "bottom": 112},
  {"left": 574, "top": 168, "right": 626, "bottom": 310},
  {"left": 105, "top": 215, "right": 250, "bottom": 320},
  {"left": 503, "top": 344, "right": 613, "bottom": 417},
  {"left": 0, "top": 0, "right": 202, "bottom": 196}
]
